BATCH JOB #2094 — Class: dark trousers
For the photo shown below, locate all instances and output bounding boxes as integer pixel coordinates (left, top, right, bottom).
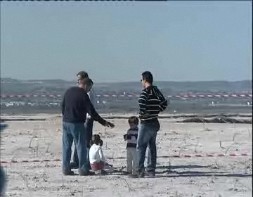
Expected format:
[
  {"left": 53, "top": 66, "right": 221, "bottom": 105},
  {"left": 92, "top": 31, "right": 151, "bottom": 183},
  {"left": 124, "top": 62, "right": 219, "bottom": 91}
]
[
  {"left": 0, "top": 166, "right": 6, "bottom": 196},
  {"left": 72, "top": 118, "right": 94, "bottom": 168}
]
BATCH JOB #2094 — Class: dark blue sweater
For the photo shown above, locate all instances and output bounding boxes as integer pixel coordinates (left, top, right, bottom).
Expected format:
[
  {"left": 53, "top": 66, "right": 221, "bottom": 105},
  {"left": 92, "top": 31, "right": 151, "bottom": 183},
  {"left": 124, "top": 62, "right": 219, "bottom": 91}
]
[{"left": 61, "top": 87, "right": 106, "bottom": 125}]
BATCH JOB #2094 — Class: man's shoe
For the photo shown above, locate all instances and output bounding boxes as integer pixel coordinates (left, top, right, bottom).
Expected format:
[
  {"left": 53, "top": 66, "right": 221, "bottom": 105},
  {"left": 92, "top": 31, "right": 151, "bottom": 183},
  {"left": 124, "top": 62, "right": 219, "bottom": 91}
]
[
  {"left": 70, "top": 162, "right": 78, "bottom": 169},
  {"left": 137, "top": 171, "right": 145, "bottom": 178},
  {"left": 63, "top": 170, "right": 74, "bottom": 176},
  {"left": 128, "top": 174, "right": 138, "bottom": 178},
  {"left": 146, "top": 171, "right": 155, "bottom": 178},
  {"left": 79, "top": 170, "right": 95, "bottom": 176}
]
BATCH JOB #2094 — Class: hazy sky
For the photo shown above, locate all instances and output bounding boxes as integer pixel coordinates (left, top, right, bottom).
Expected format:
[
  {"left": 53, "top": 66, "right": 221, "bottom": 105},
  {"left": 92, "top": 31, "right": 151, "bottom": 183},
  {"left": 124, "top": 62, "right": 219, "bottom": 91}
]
[{"left": 1, "top": 1, "right": 252, "bottom": 82}]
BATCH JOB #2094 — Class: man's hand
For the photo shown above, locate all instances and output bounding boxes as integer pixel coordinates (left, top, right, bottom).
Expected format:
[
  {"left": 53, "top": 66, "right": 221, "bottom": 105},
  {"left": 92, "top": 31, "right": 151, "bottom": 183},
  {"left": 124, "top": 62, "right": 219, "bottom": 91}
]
[{"left": 105, "top": 121, "right": 115, "bottom": 128}]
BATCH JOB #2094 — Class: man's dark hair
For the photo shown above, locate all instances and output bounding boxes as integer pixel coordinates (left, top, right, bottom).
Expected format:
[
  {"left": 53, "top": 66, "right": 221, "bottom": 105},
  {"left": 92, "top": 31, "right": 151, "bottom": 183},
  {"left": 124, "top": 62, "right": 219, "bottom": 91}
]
[
  {"left": 82, "top": 78, "right": 93, "bottom": 87},
  {"left": 128, "top": 116, "right": 139, "bottom": 125},
  {"left": 142, "top": 71, "right": 153, "bottom": 84},
  {"left": 77, "top": 71, "right": 89, "bottom": 79}
]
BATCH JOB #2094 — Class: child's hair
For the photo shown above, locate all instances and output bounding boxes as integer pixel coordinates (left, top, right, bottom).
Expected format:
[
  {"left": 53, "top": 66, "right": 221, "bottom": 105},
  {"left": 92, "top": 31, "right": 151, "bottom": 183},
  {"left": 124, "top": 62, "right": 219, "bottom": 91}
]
[
  {"left": 91, "top": 134, "right": 103, "bottom": 146},
  {"left": 128, "top": 116, "right": 139, "bottom": 125}
]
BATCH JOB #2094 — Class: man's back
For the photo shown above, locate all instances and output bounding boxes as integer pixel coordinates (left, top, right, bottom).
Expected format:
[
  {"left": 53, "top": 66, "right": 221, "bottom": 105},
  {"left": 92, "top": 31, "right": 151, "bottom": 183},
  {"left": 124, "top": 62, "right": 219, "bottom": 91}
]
[
  {"left": 138, "top": 85, "right": 167, "bottom": 122},
  {"left": 62, "top": 86, "right": 88, "bottom": 123},
  {"left": 62, "top": 86, "right": 107, "bottom": 126}
]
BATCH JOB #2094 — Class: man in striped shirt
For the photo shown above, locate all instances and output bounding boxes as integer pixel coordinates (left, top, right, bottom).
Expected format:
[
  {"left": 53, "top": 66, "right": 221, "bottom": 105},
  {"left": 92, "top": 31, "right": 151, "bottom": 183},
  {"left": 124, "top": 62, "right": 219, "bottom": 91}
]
[{"left": 137, "top": 71, "right": 167, "bottom": 178}]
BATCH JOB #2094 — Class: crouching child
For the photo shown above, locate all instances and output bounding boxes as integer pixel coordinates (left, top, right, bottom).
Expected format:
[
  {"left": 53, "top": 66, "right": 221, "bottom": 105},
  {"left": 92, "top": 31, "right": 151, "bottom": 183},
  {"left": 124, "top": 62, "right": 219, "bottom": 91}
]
[{"left": 89, "top": 134, "right": 107, "bottom": 175}]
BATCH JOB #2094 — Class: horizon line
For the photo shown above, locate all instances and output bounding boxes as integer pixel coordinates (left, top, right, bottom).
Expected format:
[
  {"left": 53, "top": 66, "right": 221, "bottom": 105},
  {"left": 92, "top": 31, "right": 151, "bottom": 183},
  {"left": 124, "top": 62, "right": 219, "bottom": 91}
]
[{"left": 1, "top": 77, "right": 252, "bottom": 83}]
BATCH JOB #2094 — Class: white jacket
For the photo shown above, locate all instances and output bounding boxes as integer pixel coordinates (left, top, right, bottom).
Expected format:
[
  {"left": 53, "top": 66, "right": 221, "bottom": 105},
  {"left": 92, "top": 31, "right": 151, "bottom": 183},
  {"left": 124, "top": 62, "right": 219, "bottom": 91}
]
[{"left": 89, "top": 144, "right": 105, "bottom": 164}]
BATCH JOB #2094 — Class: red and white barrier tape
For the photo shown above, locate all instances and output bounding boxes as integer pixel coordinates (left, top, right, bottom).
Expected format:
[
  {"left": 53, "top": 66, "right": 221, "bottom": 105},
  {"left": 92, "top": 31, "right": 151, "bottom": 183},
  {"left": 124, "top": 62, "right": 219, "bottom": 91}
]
[
  {"left": 0, "top": 158, "right": 61, "bottom": 164},
  {"left": 0, "top": 153, "right": 251, "bottom": 164},
  {"left": 1, "top": 93, "right": 252, "bottom": 100}
]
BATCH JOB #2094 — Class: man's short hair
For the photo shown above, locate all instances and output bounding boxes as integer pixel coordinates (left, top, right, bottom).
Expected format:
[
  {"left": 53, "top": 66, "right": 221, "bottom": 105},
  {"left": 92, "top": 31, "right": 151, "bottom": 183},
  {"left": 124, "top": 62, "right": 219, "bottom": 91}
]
[
  {"left": 142, "top": 71, "right": 153, "bottom": 84},
  {"left": 128, "top": 116, "right": 139, "bottom": 125},
  {"left": 79, "top": 78, "right": 93, "bottom": 87},
  {"left": 81, "top": 78, "right": 93, "bottom": 87},
  {"left": 77, "top": 71, "right": 89, "bottom": 79}
]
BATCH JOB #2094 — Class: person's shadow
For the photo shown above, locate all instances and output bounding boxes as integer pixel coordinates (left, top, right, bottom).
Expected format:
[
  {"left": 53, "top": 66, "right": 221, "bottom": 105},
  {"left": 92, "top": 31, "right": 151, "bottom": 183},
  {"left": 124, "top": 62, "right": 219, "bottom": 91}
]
[
  {"left": 110, "top": 164, "right": 251, "bottom": 178},
  {"left": 154, "top": 164, "right": 252, "bottom": 178}
]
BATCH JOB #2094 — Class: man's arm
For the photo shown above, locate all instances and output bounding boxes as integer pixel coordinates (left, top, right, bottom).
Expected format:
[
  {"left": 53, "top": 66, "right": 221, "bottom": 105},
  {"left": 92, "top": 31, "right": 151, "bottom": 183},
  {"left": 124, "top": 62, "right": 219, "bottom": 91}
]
[
  {"left": 154, "top": 87, "right": 168, "bottom": 112},
  {"left": 138, "top": 90, "right": 148, "bottom": 116},
  {"left": 159, "top": 91, "right": 168, "bottom": 112},
  {"left": 85, "top": 94, "right": 114, "bottom": 128}
]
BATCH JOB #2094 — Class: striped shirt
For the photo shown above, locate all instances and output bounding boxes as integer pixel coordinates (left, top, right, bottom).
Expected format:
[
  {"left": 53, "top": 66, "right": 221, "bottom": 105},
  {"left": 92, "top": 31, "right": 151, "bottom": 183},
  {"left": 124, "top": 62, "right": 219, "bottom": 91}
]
[
  {"left": 125, "top": 127, "right": 138, "bottom": 148},
  {"left": 138, "top": 85, "right": 167, "bottom": 122}
]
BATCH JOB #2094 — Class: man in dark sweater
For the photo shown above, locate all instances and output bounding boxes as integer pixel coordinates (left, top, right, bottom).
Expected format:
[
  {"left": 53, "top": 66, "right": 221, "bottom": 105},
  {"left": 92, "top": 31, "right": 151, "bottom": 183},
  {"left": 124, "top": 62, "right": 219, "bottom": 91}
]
[
  {"left": 61, "top": 78, "right": 114, "bottom": 176},
  {"left": 71, "top": 71, "right": 97, "bottom": 169},
  {"left": 137, "top": 71, "right": 167, "bottom": 178}
]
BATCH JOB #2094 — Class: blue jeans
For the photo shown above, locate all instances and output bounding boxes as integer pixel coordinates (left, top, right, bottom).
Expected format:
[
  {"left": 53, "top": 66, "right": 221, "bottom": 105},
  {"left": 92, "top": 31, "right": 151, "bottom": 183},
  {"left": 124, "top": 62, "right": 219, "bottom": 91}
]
[
  {"left": 62, "top": 122, "right": 88, "bottom": 172},
  {"left": 137, "top": 119, "right": 160, "bottom": 173},
  {"left": 0, "top": 166, "right": 6, "bottom": 196},
  {"left": 146, "top": 146, "right": 151, "bottom": 168},
  {"left": 72, "top": 118, "right": 94, "bottom": 167}
]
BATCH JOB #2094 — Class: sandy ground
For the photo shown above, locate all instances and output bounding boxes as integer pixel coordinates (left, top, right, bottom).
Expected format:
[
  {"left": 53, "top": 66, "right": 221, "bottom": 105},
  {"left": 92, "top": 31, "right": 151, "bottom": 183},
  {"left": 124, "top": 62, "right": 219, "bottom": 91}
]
[{"left": 0, "top": 114, "right": 252, "bottom": 197}]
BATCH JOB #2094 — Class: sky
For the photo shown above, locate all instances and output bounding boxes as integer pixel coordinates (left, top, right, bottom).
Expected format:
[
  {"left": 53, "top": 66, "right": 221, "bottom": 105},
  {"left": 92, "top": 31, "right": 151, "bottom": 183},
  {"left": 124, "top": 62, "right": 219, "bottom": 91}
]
[{"left": 1, "top": 1, "right": 252, "bottom": 82}]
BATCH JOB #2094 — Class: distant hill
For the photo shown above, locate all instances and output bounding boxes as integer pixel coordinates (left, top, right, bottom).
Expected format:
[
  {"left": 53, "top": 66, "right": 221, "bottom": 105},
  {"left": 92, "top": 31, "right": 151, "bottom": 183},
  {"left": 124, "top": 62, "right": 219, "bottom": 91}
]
[{"left": 1, "top": 78, "right": 252, "bottom": 115}]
